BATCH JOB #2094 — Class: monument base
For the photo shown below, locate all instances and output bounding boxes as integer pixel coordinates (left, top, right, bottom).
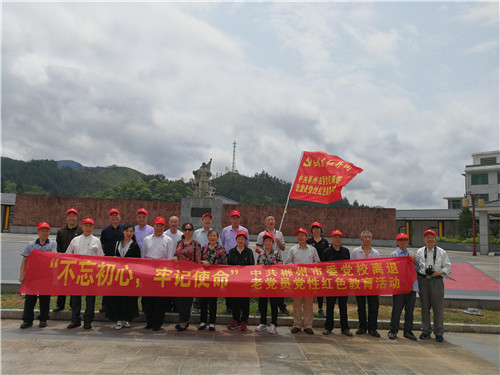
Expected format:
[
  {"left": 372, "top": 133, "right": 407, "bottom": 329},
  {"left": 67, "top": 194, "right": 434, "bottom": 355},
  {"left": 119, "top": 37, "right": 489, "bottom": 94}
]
[{"left": 181, "top": 197, "right": 223, "bottom": 232}]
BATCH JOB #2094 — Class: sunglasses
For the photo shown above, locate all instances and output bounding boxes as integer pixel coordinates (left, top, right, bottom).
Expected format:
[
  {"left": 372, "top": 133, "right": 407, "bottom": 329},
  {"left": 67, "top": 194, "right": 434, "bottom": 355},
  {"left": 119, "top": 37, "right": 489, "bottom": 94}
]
[{"left": 183, "top": 227, "right": 193, "bottom": 231}]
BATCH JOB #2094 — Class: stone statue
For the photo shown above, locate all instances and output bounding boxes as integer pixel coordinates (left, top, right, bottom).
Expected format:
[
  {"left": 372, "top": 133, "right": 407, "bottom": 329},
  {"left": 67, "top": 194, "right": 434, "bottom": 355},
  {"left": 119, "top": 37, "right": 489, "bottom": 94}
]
[{"left": 193, "top": 159, "right": 215, "bottom": 197}]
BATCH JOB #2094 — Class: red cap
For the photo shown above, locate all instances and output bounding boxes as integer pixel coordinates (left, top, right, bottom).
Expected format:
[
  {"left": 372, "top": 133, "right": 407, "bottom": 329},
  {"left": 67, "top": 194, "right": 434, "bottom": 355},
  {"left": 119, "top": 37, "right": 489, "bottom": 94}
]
[
  {"left": 82, "top": 218, "right": 94, "bottom": 225},
  {"left": 236, "top": 230, "right": 248, "bottom": 239},
  {"left": 263, "top": 232, "right": 274, "bottom": 241},
  {"left": 424, "top": 229, "right": 436, "bottom": 237},
  {"left": 331, "top": 230, "right": 343, "bottom": 237},
  {"left": 66, "top": 208, "right": 78, "bottom": 216},
  {"left": 230, "top": 210, "right": 241, "bottom": 217},
  {"left": 136, "top": 208, "right": 148, "bottom": 215},
  {"left": 154, "top": 216, "right": 166, "bottom": 225},
  {"left": 294, "top": 228, "right": 308, "bottom": 236},
  {"left": 108, "top": 208, "right": 120, "bottom": 216},
  {"left": 396, "top": 233, "right": 409, "bottom": 240},
  {"left": 311, "top": 221, "right": 322, "bottom": 229},
  {"left": 202, "top": 213, "right": 213, "bottom": 220},
  {"left": 37, "top": 222, "right": 50, "bottom": 231}
]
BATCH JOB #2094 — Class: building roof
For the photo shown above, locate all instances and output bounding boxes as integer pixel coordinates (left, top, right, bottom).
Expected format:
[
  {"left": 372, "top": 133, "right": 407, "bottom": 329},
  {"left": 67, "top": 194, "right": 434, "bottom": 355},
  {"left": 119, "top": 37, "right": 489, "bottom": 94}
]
[
  {"left": 1, "top": 193, "right": 16, "bottom": 205},
  {"left": 396, "top": 209, "right": 462, "bottom": 220},
  {"left": 484, "top": 199, "right": 500, "bottom": 208}
]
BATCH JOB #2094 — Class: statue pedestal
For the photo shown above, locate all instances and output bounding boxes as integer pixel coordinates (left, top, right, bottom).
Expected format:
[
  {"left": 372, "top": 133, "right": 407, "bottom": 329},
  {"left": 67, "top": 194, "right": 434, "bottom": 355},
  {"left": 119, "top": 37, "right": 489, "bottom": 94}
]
[{"left": 181, "top": 197, "right": 223, "bottom": 232}]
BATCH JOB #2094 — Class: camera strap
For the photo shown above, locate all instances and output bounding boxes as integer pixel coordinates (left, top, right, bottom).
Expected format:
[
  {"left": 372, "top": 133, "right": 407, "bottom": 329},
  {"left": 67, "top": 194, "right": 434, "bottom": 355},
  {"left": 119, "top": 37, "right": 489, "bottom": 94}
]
[{"left": 424, "top": 247, "right": 437, "bottom": 267}]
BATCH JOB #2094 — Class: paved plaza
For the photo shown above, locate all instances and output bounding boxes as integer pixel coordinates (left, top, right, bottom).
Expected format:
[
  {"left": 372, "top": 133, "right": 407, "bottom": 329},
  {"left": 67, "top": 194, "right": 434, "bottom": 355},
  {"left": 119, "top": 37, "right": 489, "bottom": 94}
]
[{"left": 1, "top": 319, "right": 499, "bottom": 375}]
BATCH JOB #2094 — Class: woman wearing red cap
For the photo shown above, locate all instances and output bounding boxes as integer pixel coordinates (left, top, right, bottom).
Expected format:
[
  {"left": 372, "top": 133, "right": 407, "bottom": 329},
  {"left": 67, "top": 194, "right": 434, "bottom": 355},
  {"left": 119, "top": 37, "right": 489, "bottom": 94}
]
[
  {"left": 106, "top": 223, "right": 141, "bottom": 330},
  {"left": 255, "top": 232, "right": 282, "bottom": 334},
  {"left": 172, "top": 222, "right": 202, "bottom": 331}
]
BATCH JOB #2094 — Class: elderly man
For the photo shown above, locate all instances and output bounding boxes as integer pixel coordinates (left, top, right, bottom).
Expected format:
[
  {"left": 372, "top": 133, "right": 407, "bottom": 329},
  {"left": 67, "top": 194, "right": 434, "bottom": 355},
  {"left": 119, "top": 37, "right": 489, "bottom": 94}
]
[
  {"left": 66, "top": 218, "right": 104, "bottom": 330},
  {"left": 134, "top": 208, "right": 154, "bottom": 250},
  {"left": 19, "top": 222, "right": 57, "bottom": 329},
  {"left": 221, "top": 210, "right": 249, "bottom": 255},
  {"left": 164, "top": 216, "right": 183, "bottom": 246},
  {"left": 351, "top": 230, "right": 381, "bottom": 337},
  {"left": 416, "top": 229, "right": 451, "bottom": 343},
  {"left": 193, "top": 213, "right": 217, "bottom": 247},
  {"left": 54, "top": 208, "right": 82, "bottom": 312},
  {"left": 142, "top": 216, "right": 175, "bottom": 331}
]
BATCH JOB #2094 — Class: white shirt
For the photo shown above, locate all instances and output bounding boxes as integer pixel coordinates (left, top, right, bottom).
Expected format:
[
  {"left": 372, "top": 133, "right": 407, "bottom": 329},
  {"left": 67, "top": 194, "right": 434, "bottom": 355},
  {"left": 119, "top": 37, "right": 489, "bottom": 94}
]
[
  {"left": 66, "top": 234, "right": 104, "bottom": 256},
  {"left": 351, "top": 246, "right": 380, "bottom": 259},
  {"left": 142, "top": 233, "right": 175, "bottom": 260},
  {"left": 285, "top": 244, "right": 320, "bottom": 264},
  {"left": 256, "top": 229, "right": 285, "bottom": 252},
  {"left": 164, "top": 229, "right": 183, "bottom": 247},
  {"left": 416, "top": 246, "right": 452, "bottom": 275}
]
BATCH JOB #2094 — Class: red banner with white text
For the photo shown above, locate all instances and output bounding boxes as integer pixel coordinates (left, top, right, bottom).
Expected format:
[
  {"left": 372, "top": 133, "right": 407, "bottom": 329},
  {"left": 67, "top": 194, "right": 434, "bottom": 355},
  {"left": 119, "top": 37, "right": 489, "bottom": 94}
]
[
  {"left": 289, "top": 151, "right": 363, "bottom": 204},
  {"left": 21, "top": 251, "right": 416, "bottom": 297}
]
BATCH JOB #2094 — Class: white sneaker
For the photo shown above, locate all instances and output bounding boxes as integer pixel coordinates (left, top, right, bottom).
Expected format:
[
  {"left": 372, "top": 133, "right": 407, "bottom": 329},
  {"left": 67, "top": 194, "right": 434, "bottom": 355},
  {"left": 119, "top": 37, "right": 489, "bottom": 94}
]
[
  {"left": 115, "top": 321, "right": 123, "bottom": 330},
  {"left": 123, "top": 321, "right": 131, "bottom": 328},
  {"left": 269, "top": 324, "right": 277, "bottom": 334},
  {"left": 255, "top": 324, "right": 268, "bottom": 332}
]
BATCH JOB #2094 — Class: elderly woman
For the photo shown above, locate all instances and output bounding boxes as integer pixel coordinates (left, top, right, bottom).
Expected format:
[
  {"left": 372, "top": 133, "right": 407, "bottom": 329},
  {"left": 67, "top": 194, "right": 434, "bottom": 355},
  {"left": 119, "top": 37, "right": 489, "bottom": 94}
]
[
  {"left": 172, "top": 222, "right": 202, "bottom": 331},
  {"left": 106, "top": 224, "right": 141, "bottom": 330},
  {"left": 254, "top": 232, "right": 282, "bottom": 334},
  {"left": 198, "top": 229, "right": 226, "bottom": 331}
]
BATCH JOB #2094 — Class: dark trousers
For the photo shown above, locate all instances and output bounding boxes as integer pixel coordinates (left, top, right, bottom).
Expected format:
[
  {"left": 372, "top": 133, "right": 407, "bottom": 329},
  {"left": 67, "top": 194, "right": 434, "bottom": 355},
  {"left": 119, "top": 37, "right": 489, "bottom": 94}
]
[
  {"left": 390, "top": 291, "right": 416, "bottom": 333},
  {"left": 259, "top": 297, "right": 279, "bottom": 326},
  {"left": 317, "top": 296, "right": 324, "bottom": 310},
  {"left": 278, "top": 297, "right": 286, "bottom": 309},
  {"left": 174, "top": 297, "right": 193, "bottom": 323},
  {"left": 324, "top": 296, "right": 349, "bottom": 331},
  {"left": 200, "top": 297, "right": 217, "bottom": 324},
  {"left": 143, "top": 297, "right": 166, "bottom": 329},
  {"left": 22, "top": 295, "right": 50, "bottom": 323},
  {"left": 418, "top": 276, "right": 445, "bottom": 336},
  {"left": 230, "top": 297, "right": 249, "bottom": 323},
  {"left": 356, "top": 295, "right": 379, "bottom": 331},
  {"left": 70, "top": 295, "right": 96, "bottom": 323},
  {"left": 192, "top": 297, "right": 200, "bottom": 310},
  {"left": 56, "top": 295, "right": 67, "bottom": 309}
]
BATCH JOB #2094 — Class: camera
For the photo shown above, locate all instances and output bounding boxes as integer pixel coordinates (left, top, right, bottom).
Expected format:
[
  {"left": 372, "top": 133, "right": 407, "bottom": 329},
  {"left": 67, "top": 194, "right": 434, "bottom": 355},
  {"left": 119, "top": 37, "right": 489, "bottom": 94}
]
[{"left": 425, "top": 266, "right": 434, "bottom": 276}]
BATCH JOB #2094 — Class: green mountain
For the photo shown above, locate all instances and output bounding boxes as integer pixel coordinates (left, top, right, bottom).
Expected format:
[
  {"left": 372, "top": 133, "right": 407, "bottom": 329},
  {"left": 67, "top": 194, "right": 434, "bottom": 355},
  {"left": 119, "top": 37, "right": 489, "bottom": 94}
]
[{"left": 1, "top": 157, "right": 145, "bottom": 197}]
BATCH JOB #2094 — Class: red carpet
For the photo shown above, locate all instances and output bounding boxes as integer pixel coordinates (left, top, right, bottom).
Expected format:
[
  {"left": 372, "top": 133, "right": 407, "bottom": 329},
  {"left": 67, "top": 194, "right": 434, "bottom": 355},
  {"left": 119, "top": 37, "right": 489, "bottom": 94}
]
[{"left": 444, "top": 263, "right": 500, "bottom": 291}]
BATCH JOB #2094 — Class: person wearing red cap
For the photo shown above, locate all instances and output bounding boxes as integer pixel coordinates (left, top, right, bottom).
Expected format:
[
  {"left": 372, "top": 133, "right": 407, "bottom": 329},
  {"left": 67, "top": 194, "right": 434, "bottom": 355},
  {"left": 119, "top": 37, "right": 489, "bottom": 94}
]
[
  {"left": 285, "top": 228, "right": 320, "bottom": 334},
  {"left": 226, "top": 230, "right": 255, "bottom": 331},
  {"left": 221, "top": 210, "right": 249, "bottom": 313},
  {"left": 351, "top": 230, "right": 381, "bottom": 337},
  {"left": 193, "top": 213, "right": 218, "bottom": 247},
  {"left": 255, "top": 232, "right": 283, "bottom": 334},
  {"left": 141, "top": 216, "right": 175, "bottom": 331},
  {"left": 100, "top": 208, "right": 123, "bottom": 313},
  {"left": 66, "top": 218, "right": 103, "bottom": 330},
  {"left": 54, "top": 208, "right": 82, "bottom": 312},
  {"left": 307, "top": 221, "right": 330, "bottom": 318},
  {"left": 134, "top": 208, "right": 153, "bottom": 250},
  {"left": 387, "top": 233, "right": 420, "bottom": 341},
  {"left": 322, "top": 230, "right": 353, "bottom": 337},
  {"left": 19, "top": 222, "right": 57, "bottom": 329},
  {"left": 255, "top": 214, "right": 288, "bottom": 315},
  {"left": 415, "top": 229, "right": 452, "bottom": 343},
  {"left": 221, "top": 210, "right": 249, "bottom": 255}
]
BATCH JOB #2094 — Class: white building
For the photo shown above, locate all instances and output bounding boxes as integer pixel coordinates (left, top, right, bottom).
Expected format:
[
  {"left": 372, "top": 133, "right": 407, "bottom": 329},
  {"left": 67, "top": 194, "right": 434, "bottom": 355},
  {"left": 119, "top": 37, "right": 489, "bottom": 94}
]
[{"left": 464, "top": 150, "right": 500, "bottom": 203}]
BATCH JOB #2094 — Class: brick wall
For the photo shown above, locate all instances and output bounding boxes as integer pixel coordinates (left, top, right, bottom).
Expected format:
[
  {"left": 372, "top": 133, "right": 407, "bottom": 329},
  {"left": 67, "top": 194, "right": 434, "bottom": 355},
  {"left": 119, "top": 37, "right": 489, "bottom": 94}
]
[{"left": 12, "top": 194, "right": 396, "bottom": 239}]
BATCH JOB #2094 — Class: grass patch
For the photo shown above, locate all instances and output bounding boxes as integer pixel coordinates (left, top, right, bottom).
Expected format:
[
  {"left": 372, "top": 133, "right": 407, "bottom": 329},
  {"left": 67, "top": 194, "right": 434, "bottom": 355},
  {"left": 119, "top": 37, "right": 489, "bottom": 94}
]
[{"left": 3, "top": 294, "right": 499, "bottom": 325}]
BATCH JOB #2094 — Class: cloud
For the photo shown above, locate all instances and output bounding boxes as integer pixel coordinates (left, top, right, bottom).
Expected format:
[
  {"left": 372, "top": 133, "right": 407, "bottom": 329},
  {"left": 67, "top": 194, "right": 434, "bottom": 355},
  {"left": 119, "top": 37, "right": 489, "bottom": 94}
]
[{"left": 1, "top": 2, "right": 498, "bottom": 209}]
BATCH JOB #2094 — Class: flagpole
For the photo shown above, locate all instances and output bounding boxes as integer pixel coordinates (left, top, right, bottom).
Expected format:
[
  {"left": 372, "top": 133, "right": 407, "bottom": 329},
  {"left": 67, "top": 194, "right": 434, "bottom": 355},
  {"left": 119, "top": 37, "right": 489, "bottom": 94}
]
[{"left": 278, "top": 152, "right": 304, "bottom": 232}]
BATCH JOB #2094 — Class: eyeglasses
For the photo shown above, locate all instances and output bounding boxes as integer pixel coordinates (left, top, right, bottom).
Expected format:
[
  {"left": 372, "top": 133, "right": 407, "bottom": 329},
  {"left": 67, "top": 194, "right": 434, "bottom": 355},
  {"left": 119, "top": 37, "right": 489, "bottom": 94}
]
[{"left": 184, "top": 227, "right": 193, "bottom": 231}]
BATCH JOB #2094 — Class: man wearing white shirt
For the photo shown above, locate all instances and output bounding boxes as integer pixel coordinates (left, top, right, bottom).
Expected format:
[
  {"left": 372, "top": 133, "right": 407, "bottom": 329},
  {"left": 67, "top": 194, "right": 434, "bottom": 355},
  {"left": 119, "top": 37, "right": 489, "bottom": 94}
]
[
  {"left": 142, "top": 216, "right": 174, "bottom": 331},
  {"left": 193, "top": 213, "right": 217, "bottom": 247},
  {"left": 66, "top": 218, "right": 103, "bottom": 330},
  {"left": 164, "top": 216, "right": 183, "bottom": 246}
]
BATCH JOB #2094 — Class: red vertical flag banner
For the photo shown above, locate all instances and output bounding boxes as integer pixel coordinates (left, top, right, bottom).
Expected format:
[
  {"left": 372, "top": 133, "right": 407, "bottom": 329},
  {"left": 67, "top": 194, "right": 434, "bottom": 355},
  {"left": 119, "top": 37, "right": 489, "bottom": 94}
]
[{"left": 289, "top": 151, "right": 363, "bottom": 204}]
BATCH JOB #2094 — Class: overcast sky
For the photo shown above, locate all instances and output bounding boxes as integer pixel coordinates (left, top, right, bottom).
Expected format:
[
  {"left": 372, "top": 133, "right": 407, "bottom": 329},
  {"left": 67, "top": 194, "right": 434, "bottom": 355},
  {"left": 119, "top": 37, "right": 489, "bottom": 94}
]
[{"left": 2, "top": 2, "right": 498, "bottom": 209}]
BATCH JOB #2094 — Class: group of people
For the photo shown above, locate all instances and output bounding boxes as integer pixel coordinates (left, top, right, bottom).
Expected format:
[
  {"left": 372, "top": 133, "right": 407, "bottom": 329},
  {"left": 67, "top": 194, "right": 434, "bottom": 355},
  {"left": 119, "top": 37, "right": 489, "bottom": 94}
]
[{"left": 19, "top": 208, "right": 452, "bottom": 342}]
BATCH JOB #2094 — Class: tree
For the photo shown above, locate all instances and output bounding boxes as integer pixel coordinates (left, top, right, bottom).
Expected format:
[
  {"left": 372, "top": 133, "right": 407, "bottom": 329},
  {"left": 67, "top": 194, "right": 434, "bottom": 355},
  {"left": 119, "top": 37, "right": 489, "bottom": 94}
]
[{"left": 456, "top": 207, "right": 475, "bottom": 239}]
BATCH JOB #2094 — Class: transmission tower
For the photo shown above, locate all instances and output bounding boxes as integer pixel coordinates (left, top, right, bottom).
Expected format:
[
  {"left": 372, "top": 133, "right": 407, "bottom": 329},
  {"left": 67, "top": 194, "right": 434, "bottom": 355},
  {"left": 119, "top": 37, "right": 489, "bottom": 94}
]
[{"left": 232, "top": 140, "right": 236, "bottom": 173}]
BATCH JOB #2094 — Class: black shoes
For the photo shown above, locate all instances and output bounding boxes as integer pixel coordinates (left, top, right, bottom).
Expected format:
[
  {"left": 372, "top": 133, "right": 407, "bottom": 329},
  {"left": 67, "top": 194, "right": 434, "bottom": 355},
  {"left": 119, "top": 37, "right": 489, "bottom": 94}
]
[
  {"left": 404, "top": 331, "right": 417, "bottom": 341},
  {"left": 303, "top": 328, "right": 314, "bottom": 335},
  {"left": 388, "top": 330, "right": 397, "bottom": 340},
  {"left": 38, "top": 321, "right": 47, "bottom": 328},
  {"left": 83, "top": 322, "right": 92, "bottom": 330},
  {"left": 175, "top": 323, "right": 189, "bottom": 331},
  {"left": 67, "top": 321, "right": 81, "bottom": 329},
  {"left": 341, "top": 329, "right": 353, "bottom": 337},
  {"left": 419, "top": 333, "right": 431, "bottom": 340},
  {"left": 369, "top": 330, "right": 381, "bottom": 337},
  {"left": 20, "top": 321, "right": 33, "bottom": 329},
  {"left": 436, "top": 335, "right": 444, "bottom": 342},
  {"left": 356, "top": 329, "right": 366, "bottom": 335}
]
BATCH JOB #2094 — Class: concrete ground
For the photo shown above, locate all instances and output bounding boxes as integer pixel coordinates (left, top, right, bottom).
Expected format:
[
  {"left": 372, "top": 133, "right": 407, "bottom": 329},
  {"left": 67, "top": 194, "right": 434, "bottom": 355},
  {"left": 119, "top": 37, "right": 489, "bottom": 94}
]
[{"left": 1, "top": 319, "right": 499, "bottom": 375}]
